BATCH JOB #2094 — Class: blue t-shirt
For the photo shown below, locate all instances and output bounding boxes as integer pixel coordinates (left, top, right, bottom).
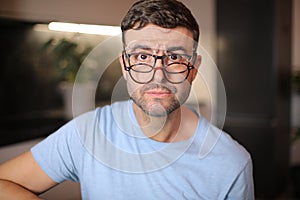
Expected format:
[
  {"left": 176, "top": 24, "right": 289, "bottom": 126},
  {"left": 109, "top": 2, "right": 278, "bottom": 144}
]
[{"left": 31, "top": 100, "right": 254, "bottom": 199}]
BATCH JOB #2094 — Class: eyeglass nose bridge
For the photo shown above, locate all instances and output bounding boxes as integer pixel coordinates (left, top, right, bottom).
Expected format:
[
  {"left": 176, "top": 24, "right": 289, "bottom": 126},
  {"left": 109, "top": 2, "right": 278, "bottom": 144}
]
[{"left": 152, "top": 55, "right": 167, "bottom": 68}]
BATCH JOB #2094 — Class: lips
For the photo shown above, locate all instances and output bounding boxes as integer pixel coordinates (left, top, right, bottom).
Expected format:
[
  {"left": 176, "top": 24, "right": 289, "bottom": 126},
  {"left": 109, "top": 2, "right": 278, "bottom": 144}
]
[
  {"left": 145, "top": 89, "right": 172, "bottom": 98},
  {"left": 140, "top": 83, "right": 176, "bottom": 99}
]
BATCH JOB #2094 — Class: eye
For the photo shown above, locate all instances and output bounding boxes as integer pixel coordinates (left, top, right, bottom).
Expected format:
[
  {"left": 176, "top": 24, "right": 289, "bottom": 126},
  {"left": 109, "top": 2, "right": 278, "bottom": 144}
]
[
  {"left": 169, "top": 54, "right": 181, "bottom": 61},
  {"left": 130, "top": 53, "right": 152, "bottom": 63},
  {"left": 167, "top": 54, "right": 191, "bottom": 64},
  {"left": 137, "top": 53, "right": 150, "bottom": 61}
]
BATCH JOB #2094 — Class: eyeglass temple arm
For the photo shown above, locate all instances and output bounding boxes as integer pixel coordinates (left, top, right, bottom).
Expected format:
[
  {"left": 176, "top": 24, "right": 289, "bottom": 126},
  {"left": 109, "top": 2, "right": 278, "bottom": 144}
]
[{"left": 122, "top": 51, "right": 132, "bottom": 71}]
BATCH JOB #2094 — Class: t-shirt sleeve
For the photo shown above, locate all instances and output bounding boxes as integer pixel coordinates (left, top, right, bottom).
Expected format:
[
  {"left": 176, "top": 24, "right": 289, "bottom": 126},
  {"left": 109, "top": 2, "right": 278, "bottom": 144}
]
[
  {"left": 31, "top": 119, "right": 82, "bottom": 183},
  {"left": 225, "top": 158, "right": 255, "bottom": 200}
]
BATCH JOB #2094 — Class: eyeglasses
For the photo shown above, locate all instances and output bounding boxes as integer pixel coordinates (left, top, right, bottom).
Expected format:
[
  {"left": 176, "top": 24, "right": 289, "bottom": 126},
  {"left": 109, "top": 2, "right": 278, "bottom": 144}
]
[{"left": 122, "top": 51, "right": 195, "bottom": 84}]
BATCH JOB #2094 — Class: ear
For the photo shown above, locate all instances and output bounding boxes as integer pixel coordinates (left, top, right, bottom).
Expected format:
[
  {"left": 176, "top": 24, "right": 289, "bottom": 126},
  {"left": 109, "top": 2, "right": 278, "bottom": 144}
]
[
  {"left": 190, "top": 54, "right": 201, "bottom": 82},
  {"left": 119, "top": 53, "right": 128, "bottom": 81},
  {"left": 194, "top": 54, "right": 202, "bottom": 69}
]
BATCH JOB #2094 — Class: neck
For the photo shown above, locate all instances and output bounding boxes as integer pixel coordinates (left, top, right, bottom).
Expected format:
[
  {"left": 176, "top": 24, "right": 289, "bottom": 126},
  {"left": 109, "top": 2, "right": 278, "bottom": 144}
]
[{"left": 132, "top": 102, "right": 199, "bottom": 142}]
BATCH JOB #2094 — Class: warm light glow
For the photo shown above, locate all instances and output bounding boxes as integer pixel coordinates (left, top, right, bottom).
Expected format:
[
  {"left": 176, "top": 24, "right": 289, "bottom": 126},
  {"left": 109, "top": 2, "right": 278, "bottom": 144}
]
[{"left": 46, "top": 22, "right": 121, "bottom": 36}]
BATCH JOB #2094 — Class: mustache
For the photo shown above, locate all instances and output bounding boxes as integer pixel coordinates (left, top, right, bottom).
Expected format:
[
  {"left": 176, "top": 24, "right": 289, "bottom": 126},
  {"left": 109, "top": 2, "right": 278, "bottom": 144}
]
[{"left": 140, "top": 83, "right": 177, "bottom": 94}]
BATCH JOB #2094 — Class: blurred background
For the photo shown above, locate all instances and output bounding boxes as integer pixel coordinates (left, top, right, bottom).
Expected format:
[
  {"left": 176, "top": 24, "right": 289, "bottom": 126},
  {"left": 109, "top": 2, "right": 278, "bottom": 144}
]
[{"left": 0, "top": 0, "right": 299, "bottom": 199}]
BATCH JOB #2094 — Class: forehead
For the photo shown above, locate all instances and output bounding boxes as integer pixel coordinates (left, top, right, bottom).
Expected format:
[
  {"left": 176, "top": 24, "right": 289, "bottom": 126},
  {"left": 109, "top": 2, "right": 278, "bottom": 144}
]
[{"left": 123, "top": 24, "right": 195, "bottom": 51}]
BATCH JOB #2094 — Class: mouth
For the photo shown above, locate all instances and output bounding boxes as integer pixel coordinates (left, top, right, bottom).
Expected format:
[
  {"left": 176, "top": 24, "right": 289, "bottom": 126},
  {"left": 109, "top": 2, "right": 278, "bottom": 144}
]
[
  {"left": 145, "top": 89, "right": 172, "bottom": 98},
  {"left": 142, "top": 84, "right": 176, "bottom": 99}
]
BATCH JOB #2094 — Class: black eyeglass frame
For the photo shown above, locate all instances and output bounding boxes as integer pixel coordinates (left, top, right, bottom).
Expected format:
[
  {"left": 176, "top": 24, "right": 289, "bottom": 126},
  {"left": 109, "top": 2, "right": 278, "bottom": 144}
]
[{"left": 121, "top": 51, "right": 197, "bottom": 84}]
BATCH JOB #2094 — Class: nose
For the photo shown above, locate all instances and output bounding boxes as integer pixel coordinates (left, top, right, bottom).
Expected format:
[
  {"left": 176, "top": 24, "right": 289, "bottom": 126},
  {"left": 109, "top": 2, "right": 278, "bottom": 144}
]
[{"left": 153, "top": 58, "right": 166, "bottom": 82}]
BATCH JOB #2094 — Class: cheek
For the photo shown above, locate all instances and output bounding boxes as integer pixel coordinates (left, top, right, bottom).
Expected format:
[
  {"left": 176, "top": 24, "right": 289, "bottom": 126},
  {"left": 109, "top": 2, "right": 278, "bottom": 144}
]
[
  {"left": 126, "top": 79, "right": 142, "bottom": 97},
  {"left": 175, "top": 82, "right": 192, "bottom": 101}
]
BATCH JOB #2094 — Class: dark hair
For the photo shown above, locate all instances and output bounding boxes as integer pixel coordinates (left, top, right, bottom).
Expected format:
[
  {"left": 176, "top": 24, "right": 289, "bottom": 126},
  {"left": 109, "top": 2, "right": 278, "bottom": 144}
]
[{"left": 121, "top": 0, "right": 199, "bottom": 44}]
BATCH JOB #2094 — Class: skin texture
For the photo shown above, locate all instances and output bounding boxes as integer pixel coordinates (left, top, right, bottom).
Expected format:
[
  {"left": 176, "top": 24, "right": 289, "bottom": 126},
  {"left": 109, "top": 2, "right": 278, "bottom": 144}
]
[
  {"left": 0, "top": 151, "right": 57, "bottom": 199},
  {"left": 120, "top": 24, "right": 201, "bottom": 142}
]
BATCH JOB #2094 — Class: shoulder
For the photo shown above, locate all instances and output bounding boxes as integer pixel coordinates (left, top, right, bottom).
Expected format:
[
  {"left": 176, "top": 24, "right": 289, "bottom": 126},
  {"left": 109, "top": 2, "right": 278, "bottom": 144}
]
[
  {"left": 198, "top": 120, "right": 251, "bottom": 168},
  {"left": 73, "top": 100, "right": 129, "bottom": 128},
  {"left": 215, "top": 124, "right": 249, "bottom": 157},
  {"left": 73, "top": 100, "right": 131, "bottom": 144}
]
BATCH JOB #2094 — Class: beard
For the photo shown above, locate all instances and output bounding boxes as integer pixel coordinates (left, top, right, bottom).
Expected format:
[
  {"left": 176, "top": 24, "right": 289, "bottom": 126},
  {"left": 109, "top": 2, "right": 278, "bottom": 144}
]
[
  {"left": 131, "top": 95, "right": 180, "bottom": 117},
  {"left": 129, "top": 83, "right": 190, "bottom": 117}
]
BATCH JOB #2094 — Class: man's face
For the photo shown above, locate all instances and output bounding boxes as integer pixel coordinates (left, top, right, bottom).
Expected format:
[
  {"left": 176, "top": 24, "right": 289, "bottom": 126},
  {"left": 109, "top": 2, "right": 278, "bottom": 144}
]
[{"left": 120, "top": 24, "right": 200, "bottom": 117}]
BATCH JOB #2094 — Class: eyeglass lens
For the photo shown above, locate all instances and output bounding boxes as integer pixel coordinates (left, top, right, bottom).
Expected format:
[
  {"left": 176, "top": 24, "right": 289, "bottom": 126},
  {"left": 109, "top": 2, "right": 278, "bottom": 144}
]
[{"left": 124, "top": 53, "right": 194, "bottom": 84}]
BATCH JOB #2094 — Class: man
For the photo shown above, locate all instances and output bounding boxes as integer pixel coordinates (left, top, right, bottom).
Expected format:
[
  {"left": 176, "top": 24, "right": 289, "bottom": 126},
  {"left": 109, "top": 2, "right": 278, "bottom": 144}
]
[{"left": 0, "top": 0, "right": 254, "bottom": 199}]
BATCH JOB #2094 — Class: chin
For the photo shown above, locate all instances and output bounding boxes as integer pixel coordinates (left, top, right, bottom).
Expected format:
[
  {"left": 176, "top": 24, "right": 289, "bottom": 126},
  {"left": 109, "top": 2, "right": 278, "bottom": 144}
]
[{"left": 143, "top": 101, "right": 181, "bottom": 117}]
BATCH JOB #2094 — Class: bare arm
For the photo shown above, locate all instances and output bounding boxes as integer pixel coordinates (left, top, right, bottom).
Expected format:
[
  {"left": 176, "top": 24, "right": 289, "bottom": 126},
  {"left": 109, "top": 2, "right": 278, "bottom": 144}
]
[
  {"left": 0, "top": 151, "right": 57, "bottom": 199},
  {"left": 0, "top": 179, "right": 43, "bottom": 200}
]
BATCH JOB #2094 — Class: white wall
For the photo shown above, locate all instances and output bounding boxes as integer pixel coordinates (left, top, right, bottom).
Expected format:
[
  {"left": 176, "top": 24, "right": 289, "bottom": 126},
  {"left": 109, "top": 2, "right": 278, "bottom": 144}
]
[
  {"left": 0, "top": 0, "right": 136, "bottom": 25},
  {"left": 182, "top": 0, "right": 218, "bottom": 124}
]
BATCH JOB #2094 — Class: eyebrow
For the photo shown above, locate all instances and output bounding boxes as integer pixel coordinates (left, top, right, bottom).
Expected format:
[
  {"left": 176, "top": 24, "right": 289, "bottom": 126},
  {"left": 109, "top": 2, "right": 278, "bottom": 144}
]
[
  {"left": 127, "top": 44, "right": 152, "bottom": 52},
  {"left": 167, "top": 46, "right": 188, "bottom": 53},
  {"left": 126, "top": 44, "right": 189, "bottom": 54}
]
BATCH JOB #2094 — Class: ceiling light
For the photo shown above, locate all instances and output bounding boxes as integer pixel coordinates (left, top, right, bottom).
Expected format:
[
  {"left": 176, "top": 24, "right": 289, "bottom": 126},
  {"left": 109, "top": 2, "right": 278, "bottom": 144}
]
[{"left": 47, "top": 22, "right": 121, "bottom": 36}]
